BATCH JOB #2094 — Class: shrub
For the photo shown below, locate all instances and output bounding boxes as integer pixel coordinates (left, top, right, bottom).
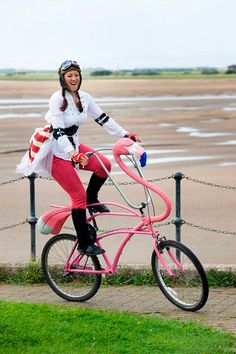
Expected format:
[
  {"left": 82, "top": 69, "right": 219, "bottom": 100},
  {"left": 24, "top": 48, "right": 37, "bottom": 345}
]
[
  {"left": 91, "top": 70, "right": 113, "bottom": 76},
  {"left": 201, "top": 68, "right": 219, "bottom": 75},
  {"left": 225, "top": 69, "right": 236, "bottom": 74}
]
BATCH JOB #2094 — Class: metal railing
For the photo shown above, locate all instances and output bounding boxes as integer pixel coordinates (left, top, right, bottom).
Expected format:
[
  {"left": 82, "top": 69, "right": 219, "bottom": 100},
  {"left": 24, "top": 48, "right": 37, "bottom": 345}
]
[{"left": 0, "top": 172, "right": 235, "bottom": 261}]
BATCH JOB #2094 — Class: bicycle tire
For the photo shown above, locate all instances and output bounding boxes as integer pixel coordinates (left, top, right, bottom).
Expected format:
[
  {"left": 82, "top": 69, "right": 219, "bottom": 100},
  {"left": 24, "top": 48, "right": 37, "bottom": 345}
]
[
  {"left": 151, "top": 240, "right": 209, "bottom": 311},
  {"left": 41, "top": 233, "right": 102, "bottom": 302}
]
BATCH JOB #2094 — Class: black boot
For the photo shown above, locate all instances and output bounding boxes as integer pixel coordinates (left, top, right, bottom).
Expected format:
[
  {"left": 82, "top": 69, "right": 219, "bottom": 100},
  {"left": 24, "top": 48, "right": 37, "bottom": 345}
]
[
  {"left": 86, "top": 173, "right": 110, "bottom": 213},
  {"left": 71, "top": 208, "right": 105, "bottom": 255}
]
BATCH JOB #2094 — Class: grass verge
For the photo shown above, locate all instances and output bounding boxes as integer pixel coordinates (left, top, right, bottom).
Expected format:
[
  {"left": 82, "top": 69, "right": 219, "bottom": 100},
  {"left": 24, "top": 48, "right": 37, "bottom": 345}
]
[
  {"left": 0, "top": 263, "right": 235, "bottom": 287},
  {"left": 0, "top": 301, "right": 235, "bottom": 354}
]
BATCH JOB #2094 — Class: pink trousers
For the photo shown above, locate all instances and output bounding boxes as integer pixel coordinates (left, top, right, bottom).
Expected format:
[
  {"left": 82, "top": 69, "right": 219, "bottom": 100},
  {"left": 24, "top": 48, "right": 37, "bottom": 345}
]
[{"left": 51, "top": 143, "right": 111, "bottom": 208}]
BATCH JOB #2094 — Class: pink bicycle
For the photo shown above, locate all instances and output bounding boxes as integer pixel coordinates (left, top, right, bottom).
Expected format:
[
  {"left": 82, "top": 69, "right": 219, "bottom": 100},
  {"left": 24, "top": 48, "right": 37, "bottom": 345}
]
[{"left": 40, "top": 138, "right": 209, "bottom": 311}]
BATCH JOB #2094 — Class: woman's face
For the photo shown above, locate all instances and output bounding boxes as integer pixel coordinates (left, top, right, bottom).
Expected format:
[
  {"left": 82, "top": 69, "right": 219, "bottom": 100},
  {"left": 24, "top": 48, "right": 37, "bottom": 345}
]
[{"left": 64, "top": 70, "right": 81, "bottom": 92}]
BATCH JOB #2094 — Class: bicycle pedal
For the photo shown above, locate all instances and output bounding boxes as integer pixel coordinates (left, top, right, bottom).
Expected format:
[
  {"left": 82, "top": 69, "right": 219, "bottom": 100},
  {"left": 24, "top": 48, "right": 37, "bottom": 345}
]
[{"left": 63, "top": 272, "right": 74, "bottom": 279}]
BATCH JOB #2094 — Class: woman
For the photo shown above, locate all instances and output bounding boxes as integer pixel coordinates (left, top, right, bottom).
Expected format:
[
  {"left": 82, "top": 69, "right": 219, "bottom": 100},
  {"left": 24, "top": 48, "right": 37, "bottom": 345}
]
[{"left": 20, "top": 59, "right": 141, "bottom": 255}]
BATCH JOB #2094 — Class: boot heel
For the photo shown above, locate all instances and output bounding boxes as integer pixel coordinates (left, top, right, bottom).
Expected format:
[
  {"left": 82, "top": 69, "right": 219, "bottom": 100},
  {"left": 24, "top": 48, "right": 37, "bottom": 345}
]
[{"left": 79, "top": 244, "right": 105, "bottom": 256}]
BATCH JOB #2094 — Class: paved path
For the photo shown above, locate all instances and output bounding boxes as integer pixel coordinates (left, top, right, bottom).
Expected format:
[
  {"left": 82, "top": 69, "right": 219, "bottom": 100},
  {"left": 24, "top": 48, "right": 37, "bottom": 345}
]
[{"left": 0, "top": 284, "right": 235, "bottom": 335}]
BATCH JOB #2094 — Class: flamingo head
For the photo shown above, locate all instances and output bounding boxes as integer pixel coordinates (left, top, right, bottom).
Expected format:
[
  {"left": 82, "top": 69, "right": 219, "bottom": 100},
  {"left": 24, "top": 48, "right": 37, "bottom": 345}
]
[{"left": 113, "top": 138, "right": 147, "bottom": 167}]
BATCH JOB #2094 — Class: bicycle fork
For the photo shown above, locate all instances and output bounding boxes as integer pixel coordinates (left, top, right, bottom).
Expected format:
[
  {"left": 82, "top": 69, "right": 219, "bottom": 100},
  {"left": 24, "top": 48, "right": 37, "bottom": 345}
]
[
  {"left": 153, "top": 240, "right": 174, "bottom": 276},
  {"left": 153, "top": 238, "right": 186, "bottom": 276}
]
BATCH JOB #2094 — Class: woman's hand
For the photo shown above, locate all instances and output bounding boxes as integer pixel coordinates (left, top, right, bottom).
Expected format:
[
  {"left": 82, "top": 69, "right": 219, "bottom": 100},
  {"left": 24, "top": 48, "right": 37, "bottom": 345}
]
[
  {"left": 124, "top": 133, "right": 141, "bottom": 142},
  {"left": 71, "top": 152, "right": 89, "bottom": 168}
]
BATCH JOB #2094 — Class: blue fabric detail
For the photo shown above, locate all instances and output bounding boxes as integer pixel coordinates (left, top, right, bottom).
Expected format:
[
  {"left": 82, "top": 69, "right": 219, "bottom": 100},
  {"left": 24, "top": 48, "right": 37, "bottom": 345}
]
[{"left": 139, "top": 152, "right": 147, "bottom": 167}]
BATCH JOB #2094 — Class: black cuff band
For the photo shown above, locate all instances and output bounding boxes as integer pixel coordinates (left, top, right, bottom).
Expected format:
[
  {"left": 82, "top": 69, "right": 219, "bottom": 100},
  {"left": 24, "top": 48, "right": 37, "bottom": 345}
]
[{"left": 95, "top": 113, "right": 110, "bottom": 126}]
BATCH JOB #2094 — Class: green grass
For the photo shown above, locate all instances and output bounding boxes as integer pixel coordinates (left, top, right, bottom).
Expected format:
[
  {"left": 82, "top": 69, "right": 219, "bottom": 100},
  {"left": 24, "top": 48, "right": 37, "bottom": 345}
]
[
  {"left": 0, "top": 301, "right": 235, "bottom": 354},
  {"left": 207, "top": 268, "right": 236, "bottom": 287},
  {"left": 0, "top": 263, "right": 45, "bottom": 284},
  {"left": 0, "top": 72, "right": 58, "bottom": 81},
  {"left": 1, "top": 71, "right": 236, "bottom": 81},
  {"left": 0, "top": 263, "right": 235, "bottom": 287}
]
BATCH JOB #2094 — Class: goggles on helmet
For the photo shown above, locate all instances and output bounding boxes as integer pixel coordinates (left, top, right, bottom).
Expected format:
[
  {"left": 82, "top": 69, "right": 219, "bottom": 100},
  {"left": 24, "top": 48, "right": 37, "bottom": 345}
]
[
  {"left": 59, "top": 60, "right": 81, "bottom": 73},
  {"left": 58, "top": 60, "right": 82, "bottom": 89}
]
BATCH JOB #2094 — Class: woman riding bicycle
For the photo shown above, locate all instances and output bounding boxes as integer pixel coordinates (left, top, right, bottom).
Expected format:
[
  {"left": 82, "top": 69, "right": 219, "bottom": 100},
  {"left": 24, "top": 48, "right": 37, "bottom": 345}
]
[{"left": 40, "top": 60, "right": 140, "bottom": 256}]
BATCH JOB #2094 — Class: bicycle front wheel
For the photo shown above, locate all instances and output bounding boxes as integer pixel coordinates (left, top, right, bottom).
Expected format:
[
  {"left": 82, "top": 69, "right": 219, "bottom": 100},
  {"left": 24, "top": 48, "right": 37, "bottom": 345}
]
[
  {"left": 41, "top": 233, "right": 102, "bottom": 302},
  {"left": 151, "top": 240, "right": 209, "bottom": 311}
]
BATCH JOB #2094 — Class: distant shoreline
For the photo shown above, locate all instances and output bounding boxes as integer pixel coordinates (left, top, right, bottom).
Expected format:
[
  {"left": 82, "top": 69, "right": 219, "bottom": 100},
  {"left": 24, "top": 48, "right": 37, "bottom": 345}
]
[{"left": 2, "top": 78, "right": 236, "bottom": 99}]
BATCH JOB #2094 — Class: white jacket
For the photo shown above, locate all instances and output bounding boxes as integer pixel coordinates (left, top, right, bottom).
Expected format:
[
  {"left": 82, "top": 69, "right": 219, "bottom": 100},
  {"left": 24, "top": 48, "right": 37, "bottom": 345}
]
[
  {"left": 45, "top": 89, "right": 128, "bottom": 160},
  {"left": 16, "top": 89, "right": 128, "bottom": 177}
]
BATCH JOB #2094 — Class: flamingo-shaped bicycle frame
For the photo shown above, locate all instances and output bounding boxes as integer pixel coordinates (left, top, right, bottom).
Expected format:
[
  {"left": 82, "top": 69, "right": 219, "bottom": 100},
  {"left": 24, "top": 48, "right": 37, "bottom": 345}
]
[{"left": 40, "top": 138, "right": 209, "bottom": 311}]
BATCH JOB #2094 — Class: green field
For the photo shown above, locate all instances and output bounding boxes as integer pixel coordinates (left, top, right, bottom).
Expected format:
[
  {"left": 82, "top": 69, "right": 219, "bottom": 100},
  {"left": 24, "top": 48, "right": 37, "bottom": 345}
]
[
  {"left": 1, "top": 70, "right": 236, "bottom": 81},
  {"left": 0, "top": 301, "right": 235, "bottom": 354}
]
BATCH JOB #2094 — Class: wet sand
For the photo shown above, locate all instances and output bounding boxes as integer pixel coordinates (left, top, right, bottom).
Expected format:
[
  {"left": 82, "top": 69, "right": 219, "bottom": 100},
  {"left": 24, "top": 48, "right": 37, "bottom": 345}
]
[
  {"left": 2, "top": 78, "right": 236, "bottom": 98},
  {"left": 0, "top": 79, "right": 235, "bottom": 266}
]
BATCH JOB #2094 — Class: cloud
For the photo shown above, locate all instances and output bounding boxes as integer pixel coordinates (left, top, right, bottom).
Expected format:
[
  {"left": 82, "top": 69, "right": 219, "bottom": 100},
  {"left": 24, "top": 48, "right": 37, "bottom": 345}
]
[{"left": 1, "top": 0, "right": 236, "bottom": 69}]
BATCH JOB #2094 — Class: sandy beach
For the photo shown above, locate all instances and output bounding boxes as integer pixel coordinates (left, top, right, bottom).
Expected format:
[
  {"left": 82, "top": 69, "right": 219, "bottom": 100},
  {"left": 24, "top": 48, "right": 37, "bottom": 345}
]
[
  {"left": 2, "top": 78, "right": 236, "bottom": 98},
  {"left": 0, "top": 79, "right": 235, "bottom": 266}
]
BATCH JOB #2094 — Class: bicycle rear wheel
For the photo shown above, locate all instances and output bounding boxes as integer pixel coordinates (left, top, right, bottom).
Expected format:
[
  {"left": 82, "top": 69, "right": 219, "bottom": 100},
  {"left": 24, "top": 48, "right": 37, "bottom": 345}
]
[
  {"left": 151, "top": 240, "right": 209, "bottom": 311},
  {"left": 41, "top": 233, "right": 102, "bottom": 302}
]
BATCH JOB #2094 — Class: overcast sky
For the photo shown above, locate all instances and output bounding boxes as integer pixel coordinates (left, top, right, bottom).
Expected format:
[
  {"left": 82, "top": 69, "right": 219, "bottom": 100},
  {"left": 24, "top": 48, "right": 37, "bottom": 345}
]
[{"left": 1, "top": 0, "right": 236, "bottom": 70}]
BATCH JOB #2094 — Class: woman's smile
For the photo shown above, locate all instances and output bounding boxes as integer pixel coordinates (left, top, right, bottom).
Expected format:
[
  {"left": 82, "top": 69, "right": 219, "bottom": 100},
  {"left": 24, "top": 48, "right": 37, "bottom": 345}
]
[{"left": 64, "top": 70, "right": 81, "bottom": 92}]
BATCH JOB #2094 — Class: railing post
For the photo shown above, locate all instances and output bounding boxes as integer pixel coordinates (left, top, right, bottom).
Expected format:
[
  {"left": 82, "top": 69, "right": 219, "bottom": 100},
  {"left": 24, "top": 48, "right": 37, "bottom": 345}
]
[
  {"left": 27, "top": 173, "right": 37, "bottom": 261},
  {"left": 173, "top": 172, "right": 184, "bottom": 260}
]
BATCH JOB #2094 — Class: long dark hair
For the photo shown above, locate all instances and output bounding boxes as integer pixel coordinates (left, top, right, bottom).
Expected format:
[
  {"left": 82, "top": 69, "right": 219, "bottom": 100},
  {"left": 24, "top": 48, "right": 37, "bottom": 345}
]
[{"left": 60, "top": 87, "right": 83, "bottom": 112}]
